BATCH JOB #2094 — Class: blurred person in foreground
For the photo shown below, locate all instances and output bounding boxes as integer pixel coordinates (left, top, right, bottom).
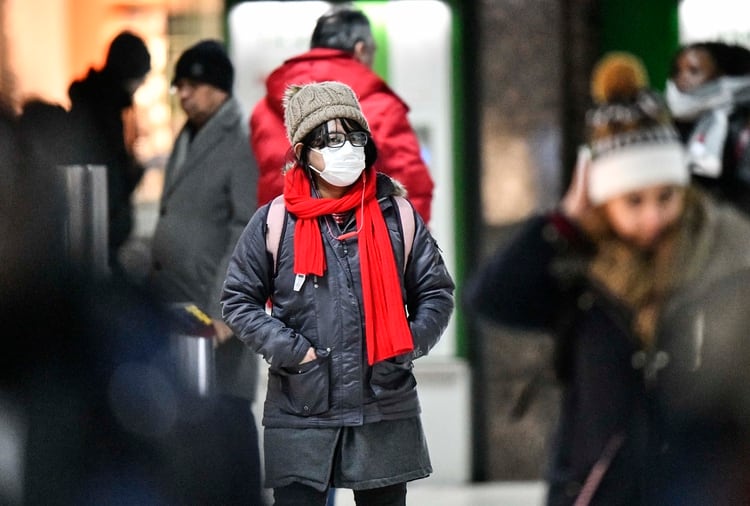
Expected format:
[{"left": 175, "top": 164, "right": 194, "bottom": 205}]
[
  {"left": 250, "top": 4, "right": 434, "bottom": 225},
  {"left": 147, "top": 39, "right": 262, "bottom": 504},
  {"left": 0, "top": 97, "right": 254, "bottom": 505},
  {"left": 68, "top": 30, "right": 151, "bottom": 279},
  {"left": 18, "top": 98, "right": 75, "bottom": 170},
  {"left": 465, "top": 53, "right": 750, "bottom": 505},
  {"left": 666, "top": 41, "right": 750, "bottom": 214},
  {"left": 222, "top": 81, "right": 454, "bottom": 505}
]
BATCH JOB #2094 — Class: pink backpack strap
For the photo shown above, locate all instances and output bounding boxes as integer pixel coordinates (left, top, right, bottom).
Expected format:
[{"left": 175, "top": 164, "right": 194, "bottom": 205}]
[
  {"left": 267, "top": 194, "right": 415, "bottom": 274},
  {"left": 265, "top": 195, "right": 286, "bottom": 273},
  {"left": 394, "top": 196, "right": 415, "bottom": 271}
]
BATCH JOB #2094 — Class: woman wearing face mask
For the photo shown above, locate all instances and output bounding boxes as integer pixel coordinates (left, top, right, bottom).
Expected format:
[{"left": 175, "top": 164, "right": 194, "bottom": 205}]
[
  {"left": 665, "top": 42, "right": 750, "bottom": 215},
  {"left": 465, "top": 53, "right": 750, "bottom": 505},
  {"left": 666, "top": 42, "right": 750, "bottom": 140},
  {"left": 222, "top": 81, "right": 454, "bottom": 506}
]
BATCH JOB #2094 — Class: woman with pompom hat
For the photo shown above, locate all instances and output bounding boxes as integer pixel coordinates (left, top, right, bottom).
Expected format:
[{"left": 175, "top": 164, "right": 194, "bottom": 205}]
[
  {"left": 222, "top": 81, "right": 455, "bottom": 505},
  {"left": 465, "top": 53, "right": 750, "bottom": 505}
]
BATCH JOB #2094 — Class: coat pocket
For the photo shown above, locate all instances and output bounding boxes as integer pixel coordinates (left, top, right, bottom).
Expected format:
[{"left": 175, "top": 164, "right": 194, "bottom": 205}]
[
  {"left": 276, "top": 354, "right": 331, "bottom": 416},
  {"left": 370, "top": 355, "right": 416, "bottom": 400}
]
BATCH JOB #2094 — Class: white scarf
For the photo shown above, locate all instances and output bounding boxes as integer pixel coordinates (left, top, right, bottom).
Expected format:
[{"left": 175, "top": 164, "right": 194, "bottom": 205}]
[
  {"left": 666, "top": 76, "right": 750, "bottom": 121},
  {"left": 666, "top": 76, "right": 750, "bottom": 178}
]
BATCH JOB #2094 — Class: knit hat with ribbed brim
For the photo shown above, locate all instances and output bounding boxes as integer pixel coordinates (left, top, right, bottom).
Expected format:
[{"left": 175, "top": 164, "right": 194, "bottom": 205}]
[
  {"left": 586, "top": 52, "right": 688, "bottom": 205},
  {"left": 283, "top": 81, "right": 370, "bottom": 145},
  {"left": 173, "top": 40, "right": 234, "bottom": 93}
]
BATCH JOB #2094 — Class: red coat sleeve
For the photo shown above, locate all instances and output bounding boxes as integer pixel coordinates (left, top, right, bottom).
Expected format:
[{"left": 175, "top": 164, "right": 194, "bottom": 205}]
[
  {"left": 361, "top": 93, "right": 434, "bottom": 225},
  {"left": 250, "top": 98, "right": 289, "bottom": 208}
]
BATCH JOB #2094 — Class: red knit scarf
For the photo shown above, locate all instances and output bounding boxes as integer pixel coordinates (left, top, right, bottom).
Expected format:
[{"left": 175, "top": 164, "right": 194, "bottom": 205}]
[{"left": 283, "top": 165, "right": 413, "bottom": 364}]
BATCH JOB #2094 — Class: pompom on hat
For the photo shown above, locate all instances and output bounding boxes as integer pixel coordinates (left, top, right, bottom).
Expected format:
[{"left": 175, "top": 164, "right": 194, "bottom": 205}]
[
  {"left": 283, "top": 81, "right": 370, "bottom": 145},
  {"left": 585, "top": 52, "right": 688, "bottom": 205}
]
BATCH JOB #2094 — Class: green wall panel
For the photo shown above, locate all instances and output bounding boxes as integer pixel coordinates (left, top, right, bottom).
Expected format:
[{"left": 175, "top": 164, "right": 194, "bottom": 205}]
[{"left": 601, "top": 0, "right": 680, "bottom": 90}]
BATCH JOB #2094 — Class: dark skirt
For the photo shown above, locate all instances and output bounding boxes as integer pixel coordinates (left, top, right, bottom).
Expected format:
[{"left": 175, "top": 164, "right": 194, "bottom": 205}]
[{"left": 263, "top": 417, "right": 432, "bottom": 491}]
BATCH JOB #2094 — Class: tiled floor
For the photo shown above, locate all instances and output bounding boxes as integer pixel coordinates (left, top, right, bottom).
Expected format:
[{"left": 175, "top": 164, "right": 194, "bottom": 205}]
[{"left": 332, "top": 481, "right": 546, "bottom": 506}]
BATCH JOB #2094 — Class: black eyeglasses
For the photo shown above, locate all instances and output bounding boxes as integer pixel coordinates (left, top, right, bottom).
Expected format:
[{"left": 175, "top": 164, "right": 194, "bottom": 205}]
[{"left": 324, "top": 131, "right": 368, "bottom": 148}]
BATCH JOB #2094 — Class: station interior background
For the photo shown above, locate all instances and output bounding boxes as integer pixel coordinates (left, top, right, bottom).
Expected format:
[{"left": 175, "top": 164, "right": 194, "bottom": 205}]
[{"left": 2, "top": 0, "right": 749, "bottom": 487}]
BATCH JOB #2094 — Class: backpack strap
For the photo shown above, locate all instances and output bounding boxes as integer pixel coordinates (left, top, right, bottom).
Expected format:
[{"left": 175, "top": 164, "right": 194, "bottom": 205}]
[
  {"left": 265, "top": 195, "right": 286, "bottom": 274},
  {"left": 394, "top": 196, "right": 415, "bottom": 271},
  {"left": 266, "top": 194, "right": 415, "bottom": 275}
]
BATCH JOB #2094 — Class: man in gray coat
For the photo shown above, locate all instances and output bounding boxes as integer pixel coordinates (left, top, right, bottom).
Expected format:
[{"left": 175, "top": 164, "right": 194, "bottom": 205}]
[{"left": 149, "top": 39, "right": 261, "bottom": 503}]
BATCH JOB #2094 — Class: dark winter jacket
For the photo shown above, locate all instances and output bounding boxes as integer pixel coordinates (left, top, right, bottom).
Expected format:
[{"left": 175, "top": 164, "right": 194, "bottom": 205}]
[
  {"left": 250, "top": 48, "right": 434, "bottom": 224},
  {"left": 222, "top": 174, "right": 454, "bottom": 428},
  {"left": 465, "top": 194, "right": 750, "bottom": 505}
]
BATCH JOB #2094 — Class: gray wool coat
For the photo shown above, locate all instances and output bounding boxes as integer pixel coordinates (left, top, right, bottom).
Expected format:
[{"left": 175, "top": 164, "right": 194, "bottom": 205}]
[{"left": 150, "top": 96, "right": 259, "bottom": 400}]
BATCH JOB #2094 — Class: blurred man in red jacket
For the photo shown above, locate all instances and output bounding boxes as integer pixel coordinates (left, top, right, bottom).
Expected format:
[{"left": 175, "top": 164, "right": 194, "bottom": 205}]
[{"left": 250, "top": 5, "right": 434, "bottom": 224}]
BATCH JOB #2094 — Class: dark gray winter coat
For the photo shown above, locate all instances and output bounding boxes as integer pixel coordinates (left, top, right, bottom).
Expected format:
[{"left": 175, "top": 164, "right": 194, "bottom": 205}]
[{"left": 222, "top": 174, "right": 454, "bottom": 428}]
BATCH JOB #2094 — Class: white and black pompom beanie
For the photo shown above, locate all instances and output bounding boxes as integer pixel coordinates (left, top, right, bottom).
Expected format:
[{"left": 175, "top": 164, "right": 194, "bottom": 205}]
[{"left": 586, "top": 53, "right": 688, "bottom": 205}]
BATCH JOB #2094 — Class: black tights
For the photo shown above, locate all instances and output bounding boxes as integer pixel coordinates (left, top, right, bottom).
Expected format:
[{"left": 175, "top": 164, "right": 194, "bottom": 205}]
[{"left": 274, "top": 482, "right": 407, "bottom": 506}]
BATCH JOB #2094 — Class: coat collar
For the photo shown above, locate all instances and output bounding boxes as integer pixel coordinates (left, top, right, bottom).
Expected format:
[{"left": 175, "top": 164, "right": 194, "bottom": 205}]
[{"left": 162, "top": 97, "right": 242, "bottom": 196}]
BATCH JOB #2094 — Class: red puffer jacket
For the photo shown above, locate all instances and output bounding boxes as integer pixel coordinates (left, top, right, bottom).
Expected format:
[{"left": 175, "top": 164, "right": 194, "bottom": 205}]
[{"left": 250, "top": 48, "right": 434, "bottom": 224}]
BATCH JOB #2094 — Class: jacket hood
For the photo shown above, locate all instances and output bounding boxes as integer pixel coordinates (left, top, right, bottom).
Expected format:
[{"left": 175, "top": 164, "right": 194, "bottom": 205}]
[
  {"left": 681, "top": 194, "right": 750, "bottom": 289},
  {"left": 376, "top": 172, "right": 408, "bottom": 200},
  {"left": 263, "top": 48, "right": 404, "bottom": 119}
]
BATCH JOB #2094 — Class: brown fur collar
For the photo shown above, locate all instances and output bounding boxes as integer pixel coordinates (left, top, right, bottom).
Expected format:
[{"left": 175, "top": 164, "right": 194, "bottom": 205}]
[{"left": 587, "top": 189, "right": 710, "bottom": 347}]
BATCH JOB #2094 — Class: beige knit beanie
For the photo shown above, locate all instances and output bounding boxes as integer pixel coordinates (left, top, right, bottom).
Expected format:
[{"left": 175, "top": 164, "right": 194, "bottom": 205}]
[{"left": 283, "top": 81, "right": 370, "bottom": 145}]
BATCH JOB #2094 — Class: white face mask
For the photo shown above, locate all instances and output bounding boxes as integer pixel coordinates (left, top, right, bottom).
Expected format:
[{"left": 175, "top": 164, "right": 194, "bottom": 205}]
[{"left": 309, "top": 141, "right": 366, "bottom": 187}]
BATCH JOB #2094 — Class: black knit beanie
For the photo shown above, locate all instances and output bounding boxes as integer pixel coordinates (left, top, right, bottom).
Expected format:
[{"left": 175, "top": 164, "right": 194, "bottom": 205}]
[
  {"left": 105, "top": 31, "right": 151, "bottom": 80},
  {"left": 172, "top": 40, "right": 234, "bottom": 94}
]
